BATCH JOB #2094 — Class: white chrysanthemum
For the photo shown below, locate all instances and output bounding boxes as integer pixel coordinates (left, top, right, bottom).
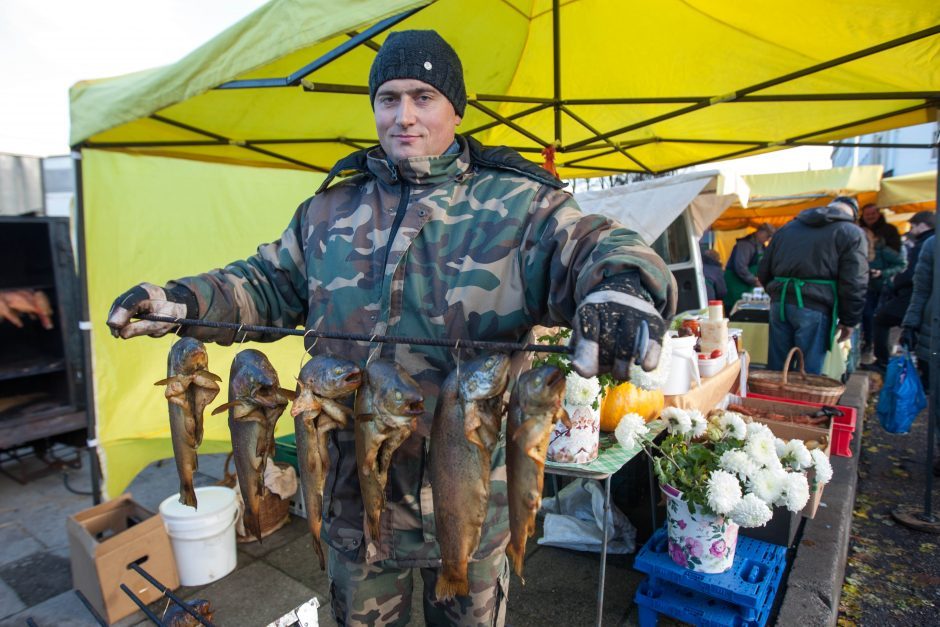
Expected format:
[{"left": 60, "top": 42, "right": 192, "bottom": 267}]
[
  {"left": 731, "top": 493, "right": 774, "bottom": 528},
  {"left": 748, "top": 468, "right": 787, "bottom": 505},
  {"left": 688, "top": 410, "right": 708, "bottom": 438},
  {"left": 615, "top": 413, "right": 649, "bottom": 450},
  {"left": 629, "top": 333, "right": 673, "bottom": 391},
  {"left": 717, "top": 412, "right": 748, "bottom": 440},
  {"left": 745, "top": 435, "right": 779, "bottom": 467},
  {"left": 774, "top": 437, "right": 788, "bottom": 459},
  {"left": 565, "top": 371, "right": 601, "bottom": 406},
  {"left": 746, "top": 421, "right": 775, "bottom": 442},
  {"left": 782, "top": 440, "right": 813, "bottom": 470},
  {"left": 662, "top": 407, "right": 693, "bottom": 435},
  {"left": 719, "top": 450, "right": 758, "bottom": 480},
  {"left": 810, "top": 449, "right": 834, "bottom": 485},
  {"left": 706, "top": 470, "right": 743, "bottom": 515},
  {"left": 782, "top": 472, "right": 810, "bottom": 511}
]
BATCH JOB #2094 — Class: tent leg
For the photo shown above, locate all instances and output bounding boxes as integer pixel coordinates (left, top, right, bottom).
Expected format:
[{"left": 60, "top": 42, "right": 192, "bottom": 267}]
[{"left": 72, "top": 148, "right": 102, "bottom": 505}]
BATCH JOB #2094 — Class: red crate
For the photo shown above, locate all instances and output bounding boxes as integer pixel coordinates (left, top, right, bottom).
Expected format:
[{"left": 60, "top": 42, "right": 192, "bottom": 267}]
[{"left": 746, "top": 393, "right": 856, "bottom": 457}]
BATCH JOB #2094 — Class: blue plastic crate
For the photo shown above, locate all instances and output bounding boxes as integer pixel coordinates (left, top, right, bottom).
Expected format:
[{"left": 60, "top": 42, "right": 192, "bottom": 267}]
[
  {"left": 633, "top": 527, "right": 786, "bottom": 617},
  {"left": 635, "top": 577, "right": 774, "bottom": 627}
]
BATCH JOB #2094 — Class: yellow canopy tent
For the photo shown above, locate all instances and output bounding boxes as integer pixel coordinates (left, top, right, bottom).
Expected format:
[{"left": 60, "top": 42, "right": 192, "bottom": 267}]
[
  {"left": 69, "top": 0, "right": 940, "bottom": 498},
  {"left": 879, "top": 170, "right": 938, "bottom": 228}
]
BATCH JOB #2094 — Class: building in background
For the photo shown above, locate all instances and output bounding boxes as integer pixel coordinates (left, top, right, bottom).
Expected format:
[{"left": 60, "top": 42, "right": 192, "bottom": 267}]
[
  {"left": 0, "top": 152, "right": 74, "bottom": 217},
  {"left": 833, "top": 121, "right": 939, "bottom": 177}
]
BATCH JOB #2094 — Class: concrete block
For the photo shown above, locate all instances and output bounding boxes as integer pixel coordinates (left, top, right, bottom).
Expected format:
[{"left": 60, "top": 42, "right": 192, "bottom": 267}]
[
  {"left": 238, "top": 515, "right": 309, "bottom": 559},
  {"left": 262, "top": 533, "right": 332, "bottom": 599},
  {"left": 0, "top": 578, "right": 25, "bottom": 620},
  {"left": 0, "top": 590, "right": 100, "bottom": 627},
  {"left": 0, "top": 523, "right": 44, "bottom": 568}
]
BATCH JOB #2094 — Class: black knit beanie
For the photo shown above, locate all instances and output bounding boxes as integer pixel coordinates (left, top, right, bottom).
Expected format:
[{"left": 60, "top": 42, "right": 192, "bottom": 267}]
[{"left": 368, "top": 30, "right": 466, "bottom": 117}]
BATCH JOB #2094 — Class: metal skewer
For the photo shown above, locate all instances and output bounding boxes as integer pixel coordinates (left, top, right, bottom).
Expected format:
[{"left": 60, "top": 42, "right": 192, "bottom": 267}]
[{"left": 137, "top": 314, "right": 572, "bottom": 354}]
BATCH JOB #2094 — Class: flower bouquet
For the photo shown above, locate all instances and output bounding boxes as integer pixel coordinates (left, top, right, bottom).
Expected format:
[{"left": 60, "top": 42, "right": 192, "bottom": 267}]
[{"left": 616, "top": 406, "right": 833, "bottom": 572}]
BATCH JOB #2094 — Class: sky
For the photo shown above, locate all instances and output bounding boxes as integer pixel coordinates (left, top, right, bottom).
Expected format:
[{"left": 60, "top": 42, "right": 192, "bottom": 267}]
[{"left": 0, "top": 0, "right": 268, "bottom": 157}]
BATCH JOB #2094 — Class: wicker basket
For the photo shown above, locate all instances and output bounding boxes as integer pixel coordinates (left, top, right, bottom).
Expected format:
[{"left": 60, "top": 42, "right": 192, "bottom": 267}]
[
  {"left": 218, "top": 453, "right": 291, "bottom": 543},
  {"left": 747, "top": 347, "right": 845, "bottom": 405}
]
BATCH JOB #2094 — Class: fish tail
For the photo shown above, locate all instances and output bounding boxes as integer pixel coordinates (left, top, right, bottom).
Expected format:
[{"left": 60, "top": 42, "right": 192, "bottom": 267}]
[
  {"left": 506, "top": 541, "right": 526, "bottom": 579},
  {"left": 435, "top": 561, "right": 470, "bottom": 599},
  {"left": 246, "top": 509, "right": 263, "bottom": 543},
  {"left": 179, "top": 480, "right": 198, "bottom": 509},
  {"left": 366, "top": 514, "right": 381, "bottom": 545},
  {"left": 312, "top": 536, "right": 326, "bottom": 571}
]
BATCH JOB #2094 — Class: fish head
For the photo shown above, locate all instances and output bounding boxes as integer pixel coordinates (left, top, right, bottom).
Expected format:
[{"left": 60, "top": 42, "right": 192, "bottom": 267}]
[
  {"left": 301, "top": 354, "right": 363, "bottom": 399},
  {"left": 168, "top": 337, "right": 208, "bottom": 375},
  {"left": 517, "top": 364, "right": 566, "bottom": 412},
  {"left": 367, "top": 360, "right": 425, "bottom": 423},
  {"left": 459, "top": 352, "right": 511, "bottom": 402},
  {"left": 230, "top": 349, "right": 281, "bottom": 409}
]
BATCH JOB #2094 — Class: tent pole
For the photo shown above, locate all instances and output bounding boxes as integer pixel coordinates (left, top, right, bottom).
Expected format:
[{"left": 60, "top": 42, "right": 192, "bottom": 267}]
[
  {"left": 552, "top": 0, "right": 562, "bottom": 145},
  {"left": 71, "top": 148, "right": 103, "bottom": 505},
  {"left": 891, "top": 114, "right": 940, "bottom": 533}
]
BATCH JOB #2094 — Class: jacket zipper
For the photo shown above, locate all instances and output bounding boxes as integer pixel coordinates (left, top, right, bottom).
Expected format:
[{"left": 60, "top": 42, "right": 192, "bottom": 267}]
[{"left": 383, "top": 181, "right": 411, "bottom": 273}]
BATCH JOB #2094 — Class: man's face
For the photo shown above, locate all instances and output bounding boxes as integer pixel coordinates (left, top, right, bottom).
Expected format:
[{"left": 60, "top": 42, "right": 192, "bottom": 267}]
[
  {"left": 862, "top": 205, "right": 881, "bottom": 226},
  {"left": 374, "top": 79, "right": 461, "bottom": 164},
  {"left": 755, "top": 231, "right": 771, "bottom": 245}
]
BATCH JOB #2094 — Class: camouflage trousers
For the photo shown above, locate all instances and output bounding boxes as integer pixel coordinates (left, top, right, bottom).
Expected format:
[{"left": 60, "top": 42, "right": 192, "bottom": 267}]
[{"left": 327, "top": 545, "right": 509, "bottom": 626}]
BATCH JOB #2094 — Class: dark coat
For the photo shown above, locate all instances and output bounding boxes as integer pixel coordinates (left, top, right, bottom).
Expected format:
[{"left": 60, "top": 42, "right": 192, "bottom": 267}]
[
  {"left": 758, "top": 206, "right": 869, "bottom": 327},
  {"left": 860, "top": 212, "right": 902, "bottom": 252},
  {"left": 726, "top": 234, "right": 761, "bottom": 286},
  {"left": 902, "top": 235, "right": 936, "bottom": 363},
  {"left": 703, "top": 254, "right": 727, "bottom": 301},
  {"left": 876, "top": 228, "right": 934, "bottom": 325}
]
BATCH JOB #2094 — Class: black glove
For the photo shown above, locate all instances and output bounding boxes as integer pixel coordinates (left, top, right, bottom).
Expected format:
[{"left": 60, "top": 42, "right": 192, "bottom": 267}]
[
  {"left": 901, "top": 326, "right": 917, "bottom": 350},
  {"left": 571, "top": 273, "right": 667, "bottom": 380},
  {"left": 107, "top": 283, "right": 197, "bottom": 339}
]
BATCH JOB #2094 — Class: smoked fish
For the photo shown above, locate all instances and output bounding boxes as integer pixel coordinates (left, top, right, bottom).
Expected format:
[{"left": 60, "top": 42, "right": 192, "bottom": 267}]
[
  {"left": 354, "top": 359, "right": 424, "bottom": 544},
  {"left": 212, "top": 349, "right": 293, "bottom": 542},
  {"left": 291, "top": 354, "right": 362, "bottom": 569},
  {"left": 154, "top": 337, "right": 221, "bottom": 509},
  {"left": 505, "top": 365, "right": 569, "bottom": 579},
  {"left": 430, "top": 352, "right": 511, "bottom": 599}
]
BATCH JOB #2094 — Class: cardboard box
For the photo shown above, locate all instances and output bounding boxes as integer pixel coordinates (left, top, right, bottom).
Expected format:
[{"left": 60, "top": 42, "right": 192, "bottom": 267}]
[
  {"left": 67, "top": 493, "right": 180, "bottom": 624},
  {"left": 726, "top": 395, "right": 833, "bottom": 519}
]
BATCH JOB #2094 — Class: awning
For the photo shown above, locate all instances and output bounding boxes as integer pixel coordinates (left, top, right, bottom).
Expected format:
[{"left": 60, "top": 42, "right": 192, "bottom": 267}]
[{"left": 69, "top": 0, "right": 940, "bottom": 179}]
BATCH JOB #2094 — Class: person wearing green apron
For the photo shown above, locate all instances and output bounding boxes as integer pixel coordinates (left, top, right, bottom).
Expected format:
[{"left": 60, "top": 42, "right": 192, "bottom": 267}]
[
  {"left": 758, "top": 197, "right": 869, "bottom": 375},
  {"left": 723, "top": 223, "right": 775, "bottom": 312}
]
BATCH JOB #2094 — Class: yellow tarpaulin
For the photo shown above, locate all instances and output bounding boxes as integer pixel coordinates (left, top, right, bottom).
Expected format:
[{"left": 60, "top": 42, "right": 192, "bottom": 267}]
[
  {"left": 70, "top": 0, "right": 940, "bottom": 179},
  {"left": 879, "top": 170, "right": 937, "bottom": 219},
  {"left": 84, "top": 150, "right": 323, "bottom": 497}
]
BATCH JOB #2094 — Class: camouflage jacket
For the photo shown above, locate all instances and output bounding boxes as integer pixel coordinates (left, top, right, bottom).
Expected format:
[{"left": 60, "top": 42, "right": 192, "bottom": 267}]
[{"left": 171, "top": 135, "right": 675, "bottom": 567}]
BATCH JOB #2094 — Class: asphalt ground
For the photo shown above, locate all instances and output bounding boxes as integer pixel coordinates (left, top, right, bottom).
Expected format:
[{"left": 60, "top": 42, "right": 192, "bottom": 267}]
[{"left": 837, "top": 373, "right": 940, "bottom": 625}]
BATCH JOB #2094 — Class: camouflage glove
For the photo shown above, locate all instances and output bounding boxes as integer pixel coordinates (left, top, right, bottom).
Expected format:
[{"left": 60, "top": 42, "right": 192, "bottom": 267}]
[
  {"left": 571, "top": 273, "right": 666, "bottom": 380},
  {"left": 106, "top": 283, "right": 197, "bottom": 339}
]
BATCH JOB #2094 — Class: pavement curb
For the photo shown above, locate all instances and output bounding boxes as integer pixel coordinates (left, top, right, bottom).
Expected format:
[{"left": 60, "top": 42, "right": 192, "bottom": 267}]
[{"left": 775, "top": 373, "right": 868, "bottom": 627}]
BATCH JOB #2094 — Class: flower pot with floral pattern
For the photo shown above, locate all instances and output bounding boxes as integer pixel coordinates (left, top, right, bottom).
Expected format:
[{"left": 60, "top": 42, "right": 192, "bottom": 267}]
[{"left": 662, "top": 484, "right": 739, "bottom": 573}]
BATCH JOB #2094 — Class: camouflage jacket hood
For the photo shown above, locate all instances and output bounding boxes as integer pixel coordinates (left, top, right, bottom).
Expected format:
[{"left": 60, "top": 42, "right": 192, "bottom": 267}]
[{"left": 171, "top": 135, "right": 675, "bottom": 566}]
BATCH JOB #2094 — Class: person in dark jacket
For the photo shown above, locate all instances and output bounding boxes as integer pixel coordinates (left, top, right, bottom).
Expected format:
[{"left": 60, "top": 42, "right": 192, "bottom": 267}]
[
  {"left": 702, "top": 248, "right": 727, "bottom": 302},
  {"left": 758, "top": 197, "right": 869, "bottom": 374},
  {"left": 870, "top": 211, "right": 935, "bottom": 372},
  {"left": 723, "top": 223, "right": 775, "bottom": 312},
  {"left": 902, "top": 234, "right": 936, "bottom": 384},
  {"left": 901, "top": 234, "right": 939, "bottom": 476},
  {"left": 860, "top": 202, "right": 902, "bottom": 252}
]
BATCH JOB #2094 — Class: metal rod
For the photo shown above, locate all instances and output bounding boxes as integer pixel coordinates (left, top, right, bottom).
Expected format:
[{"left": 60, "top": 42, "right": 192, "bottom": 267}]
[
  {"left": 925, "top": 141, "right": 940, "bottom": 521},
  {"left": 74, "top": 589, "right": 109, "bottom": 627},
  {"left": 467, "top": 101, "right": 549, "bottom": 148},
  {"left": 786, "top": 102, "right": 936, "bottom": 143},
  {"left": 119, "top": 584, "right": 163, "bottom": 625},
  {"left": 129, "top": 563, "right": 214, "bottom": 627},
  {"left": 71, "top": 149, "right": 102, "bottom": 505},
  {"left": 596, "top": 474, "right": 611, "bottom": 627},
  {"left": 560, "top": 105, "right": 652, "bottom": 173},
  {"left": 138, "top": 314, "right": 571, "bottom": 354},
  {"left": 552, "top": 0, "right": 562, "bottom": 145},
  {"left": 216, "top": 8, "right": 424, "bottom": 90}
]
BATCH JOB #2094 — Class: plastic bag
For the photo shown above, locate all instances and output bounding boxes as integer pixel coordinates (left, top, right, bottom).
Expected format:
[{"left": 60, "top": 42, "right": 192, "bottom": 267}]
[
  {"left": 537, "top": 479, "right": 636, "bottom": 554},
  {"left": 877, "top": 349, "right": 926, "bottom": 434}
]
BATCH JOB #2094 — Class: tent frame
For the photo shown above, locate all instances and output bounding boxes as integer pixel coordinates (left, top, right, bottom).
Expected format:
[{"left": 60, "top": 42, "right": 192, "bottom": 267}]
[{"left": 78, "top": 2, "right": 940, "bottom": 176}]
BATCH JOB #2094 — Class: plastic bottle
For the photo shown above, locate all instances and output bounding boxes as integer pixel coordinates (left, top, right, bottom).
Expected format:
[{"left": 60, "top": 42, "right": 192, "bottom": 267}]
[{"left": 700, "top": 300, "right": 728, "bottom": 355}]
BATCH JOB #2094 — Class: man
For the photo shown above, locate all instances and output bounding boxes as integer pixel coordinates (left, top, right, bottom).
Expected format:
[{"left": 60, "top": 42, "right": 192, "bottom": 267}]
[
  {"left": 757, "top": 196, "right": 868, "bottom": 374},
  {"left": 106, "top": 31, "right": 675, "bottom": 626},
  {"left": 859, "top": 202, "right": 902, "bottom": 253},
  {"left": 701, "top": 248, "right": 727, "bottom": 302},
  {"left": 869, "top": 211, "right": 935, "bottom": 372},
  {"left": 723, "top": 222, "right": 775, "bottom": 312}
]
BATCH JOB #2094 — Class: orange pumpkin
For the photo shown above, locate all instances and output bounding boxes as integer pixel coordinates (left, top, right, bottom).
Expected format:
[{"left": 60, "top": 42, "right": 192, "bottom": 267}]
[{"left": 599, "top": 382, "right": 664, "bottom": 432}]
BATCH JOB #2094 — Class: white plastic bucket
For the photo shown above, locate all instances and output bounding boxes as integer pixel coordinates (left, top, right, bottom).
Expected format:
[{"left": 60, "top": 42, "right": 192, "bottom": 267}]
[{"left": 159, "top": 486, "right": 238, "bottom": 586}]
